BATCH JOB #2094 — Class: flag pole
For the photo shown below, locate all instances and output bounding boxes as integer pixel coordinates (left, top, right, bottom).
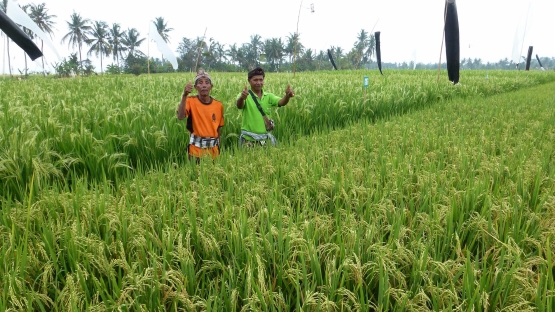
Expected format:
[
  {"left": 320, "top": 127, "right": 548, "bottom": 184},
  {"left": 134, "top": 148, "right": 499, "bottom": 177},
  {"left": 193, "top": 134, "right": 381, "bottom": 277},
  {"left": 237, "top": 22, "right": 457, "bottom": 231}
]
[
  {"left": 7, "top": 35, "right": 12, "bottom": 78},
  {"left": 517, "top": 2, "right": 531, "bottom": 71},
  {"left": 2, "top": 34, "right": 5, "bottom": 76},
  {"left": 293, "top": 0, "right": 303, "bottom": 78},
  {"left": 5, "top": 5, "right": 12, "bottom": 78},
  {"left": 194, "top": 27, "right": 207, "bottom": 73},
  {"left": 147, "top": 22, "right": 150, "bottom": 75},
  {"left": 437, "top": 1, "right": 448, "bottom": 84}
]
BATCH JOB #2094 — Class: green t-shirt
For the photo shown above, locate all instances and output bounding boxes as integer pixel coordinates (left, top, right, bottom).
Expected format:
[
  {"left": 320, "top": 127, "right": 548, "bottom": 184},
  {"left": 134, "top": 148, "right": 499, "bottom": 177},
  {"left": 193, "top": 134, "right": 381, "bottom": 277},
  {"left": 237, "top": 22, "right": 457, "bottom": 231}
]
[{"left": 238, "top": 90, "right": 280, "bottom": 139}]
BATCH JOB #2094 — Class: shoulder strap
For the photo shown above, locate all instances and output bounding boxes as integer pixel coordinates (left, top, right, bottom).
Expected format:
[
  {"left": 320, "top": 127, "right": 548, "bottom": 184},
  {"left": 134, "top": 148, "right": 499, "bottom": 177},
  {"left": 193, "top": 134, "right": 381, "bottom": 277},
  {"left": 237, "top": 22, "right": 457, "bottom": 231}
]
[{"left": 248, "top": 90, "right": 266, "bottom": 117}]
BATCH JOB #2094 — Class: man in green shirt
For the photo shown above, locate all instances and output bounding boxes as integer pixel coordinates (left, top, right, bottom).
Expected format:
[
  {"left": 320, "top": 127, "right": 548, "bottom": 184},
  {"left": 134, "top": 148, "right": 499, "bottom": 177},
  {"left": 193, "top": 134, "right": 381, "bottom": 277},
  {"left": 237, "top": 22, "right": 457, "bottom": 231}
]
[{"left": 236, "top": 67, "right": 295, "bottom": 146}]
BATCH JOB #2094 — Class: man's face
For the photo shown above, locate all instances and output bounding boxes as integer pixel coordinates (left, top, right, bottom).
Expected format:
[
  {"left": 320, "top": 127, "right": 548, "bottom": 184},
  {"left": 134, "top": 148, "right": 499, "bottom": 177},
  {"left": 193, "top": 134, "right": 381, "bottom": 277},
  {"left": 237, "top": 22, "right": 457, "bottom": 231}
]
[
  {"left": 195, "top": 78, "right": 212, "bottom": 96},
  {"left": 248, "top": 75, "right": 264, "bottom": 92}
]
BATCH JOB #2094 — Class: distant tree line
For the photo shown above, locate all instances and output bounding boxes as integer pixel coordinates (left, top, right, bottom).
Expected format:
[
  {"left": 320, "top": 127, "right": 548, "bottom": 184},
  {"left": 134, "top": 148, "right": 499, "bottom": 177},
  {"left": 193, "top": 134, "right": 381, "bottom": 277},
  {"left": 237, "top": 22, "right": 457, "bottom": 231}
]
[
  {"left": 376, "top": 57, "right": 555, "bottom": 71},
  {"left": 1, "top": 2, "right": 553, "bottom": 77}
]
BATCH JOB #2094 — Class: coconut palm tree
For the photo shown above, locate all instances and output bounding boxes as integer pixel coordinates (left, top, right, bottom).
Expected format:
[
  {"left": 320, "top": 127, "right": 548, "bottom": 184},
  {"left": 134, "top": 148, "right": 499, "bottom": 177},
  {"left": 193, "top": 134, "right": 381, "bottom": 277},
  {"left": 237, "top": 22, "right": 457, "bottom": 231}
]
[
  {"left": 176, "top": 37, "right": 195, "bottom": 71},
  {"left": 286, "top": 33, "right": 303, "bottom": 64},
  {"left": 108, "top": 23, "right": 125, "bottom": 69},
  {"left": 206, "top": 38, "right": 218, "bottom": 66},
  {"left": 333, "top": 46, "right": 343, "bottom": 59},
  {"left": 152, "top": 17, "right": 173, "bottom": 43},
  {"left": 264, "top": 37, "right": 284, "bottom": 71},
  {"left": 316, "top": 50, "right": 326, "bottom": 70},
  {"left": 61, "top": 12, "right": 91, "bottom": 72},
  {"left": 353, "top": 29, "right": 368, "bottom": 68},
  {"left": 85, "top": 20, "right": 111, "bottom": 74},
  {"left": 364, "top": 33, "right": 376, "bottom": 65},
  {"left": 213, "top": 42, "right": 226, "bottom": 64},
  {"left": 236, "top": 44, "right": 250, "bottom": 69},
  {"left": 28, "top": 2, "right": 56, "bottom": 74},
  {"left": 226, "top": 43, "right": 239, "bottom": 67},
  {"left": 299, "top": 48, "right": 315, "bottom": 71},
  {"left": 249, "top": 34, "right": 262, "bottom": 64},
  {"left": 192, "top": 36, "right": 209, "bottom": 71},
  {"left": 152, "top": 17, "right": 173, "bottom": 67},
  {"left": 122, "top": 28, "right": 145, "bottom": 58}
]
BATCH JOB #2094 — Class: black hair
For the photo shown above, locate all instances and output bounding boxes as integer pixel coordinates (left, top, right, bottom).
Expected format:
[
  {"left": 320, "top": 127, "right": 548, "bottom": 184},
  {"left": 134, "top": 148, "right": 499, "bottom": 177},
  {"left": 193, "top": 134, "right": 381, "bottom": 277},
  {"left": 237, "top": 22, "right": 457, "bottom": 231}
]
[{"left": 248, "top": 67, "right": 265, "bottom": 80}]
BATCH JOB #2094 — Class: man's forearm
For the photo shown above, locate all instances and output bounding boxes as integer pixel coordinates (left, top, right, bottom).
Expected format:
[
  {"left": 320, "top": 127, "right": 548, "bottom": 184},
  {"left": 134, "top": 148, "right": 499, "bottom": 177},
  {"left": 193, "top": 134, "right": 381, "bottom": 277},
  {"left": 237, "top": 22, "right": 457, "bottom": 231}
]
[
  {"left": 278, "top": 95, "right": 291, "bottom": 107},
  {"left": 177, "top": 96, "right": 187, "bottom": 119},
  {"left": 236, "top": 97, "right": 245, "bottom": 109}
]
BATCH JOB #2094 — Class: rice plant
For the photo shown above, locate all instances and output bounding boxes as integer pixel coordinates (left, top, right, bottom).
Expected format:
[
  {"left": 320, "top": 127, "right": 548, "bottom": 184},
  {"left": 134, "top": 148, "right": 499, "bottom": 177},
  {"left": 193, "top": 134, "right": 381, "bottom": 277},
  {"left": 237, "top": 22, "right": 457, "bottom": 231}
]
[
  {"left": 1, "top": 70, "right": 554, "bottom": 201},
  {"left": 0, "top": 73, "right": 554, "bottom": 310}
]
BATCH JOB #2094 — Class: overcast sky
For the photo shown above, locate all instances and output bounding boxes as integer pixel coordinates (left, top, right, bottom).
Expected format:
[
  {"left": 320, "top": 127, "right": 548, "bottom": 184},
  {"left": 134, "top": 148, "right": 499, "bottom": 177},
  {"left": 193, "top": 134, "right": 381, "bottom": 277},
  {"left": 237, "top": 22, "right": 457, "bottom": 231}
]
[{"left": 2, "top": 0, "right": 554, "bottom": 73}]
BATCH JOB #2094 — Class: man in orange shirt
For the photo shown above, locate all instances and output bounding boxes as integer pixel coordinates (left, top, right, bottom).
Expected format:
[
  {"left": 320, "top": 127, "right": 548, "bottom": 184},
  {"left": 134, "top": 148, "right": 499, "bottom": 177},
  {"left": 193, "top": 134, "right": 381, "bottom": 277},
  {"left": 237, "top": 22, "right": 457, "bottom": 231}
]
[{"left": 177, "top": 69, "right": 224, "bottom": 161}]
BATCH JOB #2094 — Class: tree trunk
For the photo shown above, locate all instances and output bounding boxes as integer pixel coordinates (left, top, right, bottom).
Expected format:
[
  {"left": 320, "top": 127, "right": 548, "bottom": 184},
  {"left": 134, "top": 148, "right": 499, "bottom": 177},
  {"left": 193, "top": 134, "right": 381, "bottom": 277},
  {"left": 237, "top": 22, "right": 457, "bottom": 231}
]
[
  {"left": 41, "top": 40, "right": 45, "bottom": 76},
  {"left": 7, "top": 38, "right": 12, "bottom": 78},
  {"left": 78, "top": 43, "right": 82, "bottom": 75},
  {"left": 2, "top": 33, "right": 5, "bottom": 76},
  {"left": 24, "top": 52, "right": 27, "bottom": 77}
]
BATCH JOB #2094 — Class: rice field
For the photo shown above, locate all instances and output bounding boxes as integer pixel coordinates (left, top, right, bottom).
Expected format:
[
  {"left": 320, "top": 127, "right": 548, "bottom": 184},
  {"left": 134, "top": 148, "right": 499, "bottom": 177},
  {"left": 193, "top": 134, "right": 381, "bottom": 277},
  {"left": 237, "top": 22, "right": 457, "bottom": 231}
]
[{"left": 0, "top": 70, "right": 554, "bottom": 311}]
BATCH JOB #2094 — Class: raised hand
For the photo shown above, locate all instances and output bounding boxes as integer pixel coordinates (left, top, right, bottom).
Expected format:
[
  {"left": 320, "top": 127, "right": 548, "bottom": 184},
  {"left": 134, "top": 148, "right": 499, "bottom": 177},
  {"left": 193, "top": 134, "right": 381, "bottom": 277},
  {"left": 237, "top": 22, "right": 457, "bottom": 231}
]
[
  {"left": 285, "top": 84, "right": 295, "bottom": 98},
  {"left": 183, "top": 81, "right": 193, "bottom": 96},
  {"left": 240, "top": 85, "right": 249, "bottom": 100}
]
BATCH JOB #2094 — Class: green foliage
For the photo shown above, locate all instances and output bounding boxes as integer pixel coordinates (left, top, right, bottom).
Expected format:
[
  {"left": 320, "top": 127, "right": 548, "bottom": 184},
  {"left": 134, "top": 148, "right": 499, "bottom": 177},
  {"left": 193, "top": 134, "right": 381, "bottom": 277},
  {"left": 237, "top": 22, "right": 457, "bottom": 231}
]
[
  {"left": 52, "top": 53, "right": 96, "bottom": 77},
  {"left": 105, "top": 64, "right": 121, "bottom": 75},
  {"left": 81, "top": 59, "right": 96, "bottom": 76},
  {"left": 53, "top": 53, "right": 79, "bottom": 77},
  {"left": 121, "top": 55, "right": 175, "bottom": 75},
  {"left": 123, "top": 54, "right": 146, "bottom": 75}
]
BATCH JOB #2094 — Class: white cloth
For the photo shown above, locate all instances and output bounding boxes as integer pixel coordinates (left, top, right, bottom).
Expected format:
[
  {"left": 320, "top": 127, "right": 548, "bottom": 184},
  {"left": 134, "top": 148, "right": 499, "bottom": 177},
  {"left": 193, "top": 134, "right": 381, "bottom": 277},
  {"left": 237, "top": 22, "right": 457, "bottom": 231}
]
[
  {"left": 6, "top": 0, "right": 61, "bottom": 61},
  {"left": 149, "top": 22, "right": 177, "bottom": 70}
]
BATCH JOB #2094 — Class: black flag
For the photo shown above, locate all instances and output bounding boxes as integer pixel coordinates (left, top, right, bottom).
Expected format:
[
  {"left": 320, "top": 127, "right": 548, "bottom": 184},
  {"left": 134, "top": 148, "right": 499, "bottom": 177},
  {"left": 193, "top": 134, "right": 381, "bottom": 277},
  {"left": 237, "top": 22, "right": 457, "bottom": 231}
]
[
  {"left": 0, "top": 10, "right": 43, "bottom": 60},
  {"left": 444, "top": 0, "right": 460, "bottom": 84},
  {"left": 536, "top": 54, "right": 545, "bottom": 70},
  {"left": 375, "top": 31, "right": 383, "bottom": 75},
  {"left": 327, "top": 49, "right": 337, "bottom": 70},
  {"left": 525, "top": 46, "right": 533, "bottom": 71}
]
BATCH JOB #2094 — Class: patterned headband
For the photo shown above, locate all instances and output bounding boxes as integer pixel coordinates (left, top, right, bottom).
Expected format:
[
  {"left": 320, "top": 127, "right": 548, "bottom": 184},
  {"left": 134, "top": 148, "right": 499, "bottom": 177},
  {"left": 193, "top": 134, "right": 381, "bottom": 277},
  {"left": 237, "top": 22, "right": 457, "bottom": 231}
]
[{"left": 194, "top": 68, "right": 212, "bottom": 84}]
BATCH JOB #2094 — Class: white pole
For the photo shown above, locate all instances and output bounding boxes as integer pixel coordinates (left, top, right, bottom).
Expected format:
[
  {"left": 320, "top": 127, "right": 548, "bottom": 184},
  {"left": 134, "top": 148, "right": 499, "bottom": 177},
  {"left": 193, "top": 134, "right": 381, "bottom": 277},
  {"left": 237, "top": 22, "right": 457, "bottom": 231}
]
[
  {"left": 2, "top": 33, "right": 5, "bottom": 76},
  {"left": 147, "top": 21, "right": 150, "bottom": 75},
  {"left": 517, "top": 1, "right": 531, "bottom": 71},
  {"left": 41, "top": 54, "right": 47, "bottom": 76}
]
